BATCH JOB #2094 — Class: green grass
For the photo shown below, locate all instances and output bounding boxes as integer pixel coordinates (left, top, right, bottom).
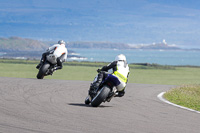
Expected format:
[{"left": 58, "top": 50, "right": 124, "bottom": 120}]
[
  {"left": 164, "top": 85, "right": 200, "bottom": 111},
  {"left": 0, "top": 59, "right": 200, "bottom": 85},
  {"left": 133, "top": 67, "right": 200, "bottom": 85}
]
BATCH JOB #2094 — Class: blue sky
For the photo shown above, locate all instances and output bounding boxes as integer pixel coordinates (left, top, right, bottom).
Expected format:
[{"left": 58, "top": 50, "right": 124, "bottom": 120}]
[{"left": 0, "top": 0, "right": 200, "bottom": 48}]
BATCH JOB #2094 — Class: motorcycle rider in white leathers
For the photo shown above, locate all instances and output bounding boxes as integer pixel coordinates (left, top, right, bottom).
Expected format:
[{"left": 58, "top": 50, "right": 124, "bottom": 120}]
[
  {"left": 89, "top": 54, "right": 130, "bottom": 98},
  {"left": 36, "top": 40, "right": 68, "bottom": 71}
]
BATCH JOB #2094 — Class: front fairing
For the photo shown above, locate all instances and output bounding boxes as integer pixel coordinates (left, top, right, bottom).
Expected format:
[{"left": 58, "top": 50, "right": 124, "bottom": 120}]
[{"left": 46, "top": 54, "right": 57, "bottom": 64}]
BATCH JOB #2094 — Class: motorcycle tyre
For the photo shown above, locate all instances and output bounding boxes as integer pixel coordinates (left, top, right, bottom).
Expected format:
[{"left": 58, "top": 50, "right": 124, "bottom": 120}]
[
  {"left": 91, "top": 86, "right": 111, "bottom": 107},
  {"left": 37, "top": 63, "right": 50, "bottom": 79}
]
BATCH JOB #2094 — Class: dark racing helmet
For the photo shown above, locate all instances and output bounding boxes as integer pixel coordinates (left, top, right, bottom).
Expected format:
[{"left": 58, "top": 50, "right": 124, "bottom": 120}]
[{"left": 58, "top": 40, "right": 66, "bottom": 45}]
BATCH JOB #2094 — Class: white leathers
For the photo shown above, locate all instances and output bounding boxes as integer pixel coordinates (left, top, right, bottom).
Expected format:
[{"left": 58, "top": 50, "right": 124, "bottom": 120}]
[
  {"left": 116, "top": 61, "right": 129, "bottom": 81},
  {"left": 114, "top": 60, "right": 130, "bottom": 91},
  {"left": 113, "top": 54, "right": 130, "bottom": 91},
  {"left": 48, "top": 43, "right": 68, "bottom": 61}
]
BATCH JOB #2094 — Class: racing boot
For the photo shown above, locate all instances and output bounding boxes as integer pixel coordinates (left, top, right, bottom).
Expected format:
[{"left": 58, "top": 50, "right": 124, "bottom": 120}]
[
  {"left": 36, "top": 53, "right": 47, "bottom": 69},
  {"left": 89, "top": 72, "right": 104, "bottom": 97},
  {"left": 88, "top": 83, "right": 97, "bottom": 98},
  {"left": 36, "top": 63, "right": 41, "bottom": 69},
  {"left": 36, "top": 59, "right": 44, "bottom": 69}
]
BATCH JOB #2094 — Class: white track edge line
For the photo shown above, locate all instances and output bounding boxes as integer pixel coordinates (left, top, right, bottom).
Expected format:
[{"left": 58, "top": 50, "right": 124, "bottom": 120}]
[{"left": 157, "top": 92, "right": 200, "bottom": 114}]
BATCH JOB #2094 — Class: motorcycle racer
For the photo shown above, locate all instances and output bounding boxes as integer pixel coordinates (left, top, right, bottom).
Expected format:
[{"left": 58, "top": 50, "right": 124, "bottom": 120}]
[
  {"left": 89, "top": 54, "right": 130, "bottom": 98},
  {"left": 36, "top": 40, "right": 68, "bottom": 71}
]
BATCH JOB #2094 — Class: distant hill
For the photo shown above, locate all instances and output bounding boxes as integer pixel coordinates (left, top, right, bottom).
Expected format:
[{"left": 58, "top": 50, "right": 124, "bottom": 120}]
[
  {"left": 0, "top": 37, "right": 134, "bottom": 51},
  {"left": 0, "top": 37, "right": 48, "bottom": 52},
  {"left": 47, "top": 40, "right": 183, "bottom": 50},
  {"left": 65, "top": 41, "right": 132, "bottom": 49},
  {"left": 1, "top": 36, "right": 198, "bottom": 52}
]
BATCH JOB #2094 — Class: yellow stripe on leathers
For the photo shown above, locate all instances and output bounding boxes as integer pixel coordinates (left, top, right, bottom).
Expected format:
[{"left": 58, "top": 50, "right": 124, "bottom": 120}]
[{"left": 113, "top": 71, "right": 127, "bottom": 83}]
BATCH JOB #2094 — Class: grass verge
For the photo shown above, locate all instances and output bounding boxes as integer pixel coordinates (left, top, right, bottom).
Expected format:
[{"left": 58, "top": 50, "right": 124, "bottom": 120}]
[
  {"left": 0, "top": 59, "right": 200, "bottom": 85},
  {"left": 164, "top": 85, "right": 200, "bottom": 111}
]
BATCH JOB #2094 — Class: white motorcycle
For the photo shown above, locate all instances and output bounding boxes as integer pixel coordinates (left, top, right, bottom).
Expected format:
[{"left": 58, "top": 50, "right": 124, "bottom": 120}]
[{"left": 36, "top": 50, "right": 58, "bottom": 79}]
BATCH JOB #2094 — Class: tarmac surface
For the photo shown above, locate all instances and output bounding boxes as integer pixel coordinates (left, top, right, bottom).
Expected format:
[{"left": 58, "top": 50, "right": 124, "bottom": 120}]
[{"left": 0, "top": 77, "right": 200, "bottom": 133}]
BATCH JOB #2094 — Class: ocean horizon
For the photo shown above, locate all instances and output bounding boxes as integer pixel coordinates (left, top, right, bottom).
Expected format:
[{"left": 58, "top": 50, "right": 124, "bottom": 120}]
[
  {"left": 70, "top": 48, "right": 200, "bottom": 66},
  {"left": 1, "top": 49, "right": 200, "bottom": 66}
]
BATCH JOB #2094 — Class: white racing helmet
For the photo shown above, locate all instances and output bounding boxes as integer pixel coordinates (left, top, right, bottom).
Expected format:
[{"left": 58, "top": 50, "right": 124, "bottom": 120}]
[
  {"left": 58, "top": 40, "right": 66, "bottom": 45},
  {"left": 115, "top": 54, "right": 126, "bottom": 61}
]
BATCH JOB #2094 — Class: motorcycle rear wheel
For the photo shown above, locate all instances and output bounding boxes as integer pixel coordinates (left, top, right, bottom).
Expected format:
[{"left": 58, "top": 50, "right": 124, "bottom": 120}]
[{"left": 91, "top": 86, "right": 111, "bottom": 107}]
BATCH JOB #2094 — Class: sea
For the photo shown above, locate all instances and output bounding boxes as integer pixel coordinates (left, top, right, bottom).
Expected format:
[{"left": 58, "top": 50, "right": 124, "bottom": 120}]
[
  {"left": 1, "top": 49, "right": 200, "bottom": 66},
  {"left": 69, "top": 48, "right": 200, "bottom": 66}
]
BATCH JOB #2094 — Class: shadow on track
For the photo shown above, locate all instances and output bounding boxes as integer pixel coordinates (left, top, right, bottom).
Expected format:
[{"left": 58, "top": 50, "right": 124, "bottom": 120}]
[{"left": 68, "top": 103, "right": 113, "bottom": 108}]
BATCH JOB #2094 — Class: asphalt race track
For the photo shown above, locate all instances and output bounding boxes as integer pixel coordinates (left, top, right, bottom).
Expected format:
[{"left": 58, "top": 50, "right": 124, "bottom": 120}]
[{"left": 0, "top": 77, "right": 200, "bottom": 133}]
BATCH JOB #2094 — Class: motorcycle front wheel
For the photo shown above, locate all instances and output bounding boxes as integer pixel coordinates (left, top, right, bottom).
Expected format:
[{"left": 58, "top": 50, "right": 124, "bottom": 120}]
[{"left": 36, "top": 63, "right": 50, "bottom": 79}]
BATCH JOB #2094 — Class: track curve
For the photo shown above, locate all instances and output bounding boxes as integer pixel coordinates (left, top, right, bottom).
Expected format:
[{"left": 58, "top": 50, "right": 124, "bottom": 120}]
[{"left": 0, "top": 77, "right": 200, "bottom": 133}]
